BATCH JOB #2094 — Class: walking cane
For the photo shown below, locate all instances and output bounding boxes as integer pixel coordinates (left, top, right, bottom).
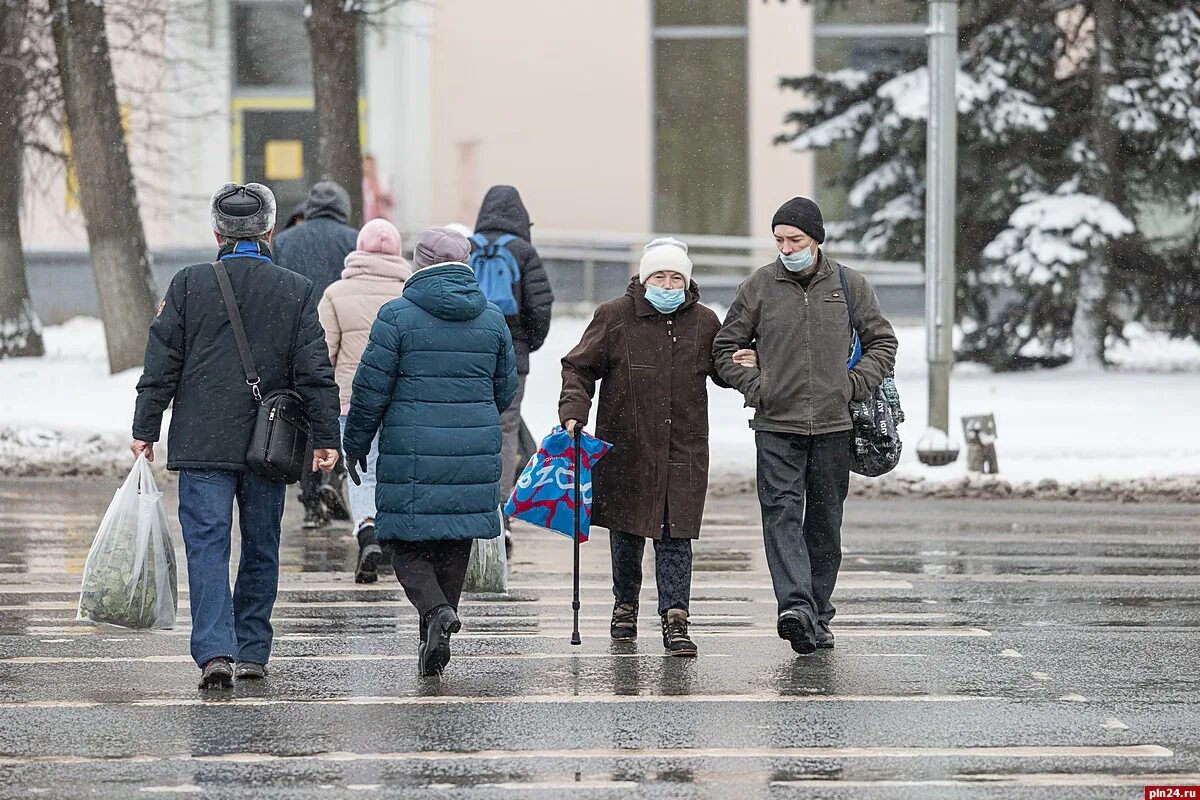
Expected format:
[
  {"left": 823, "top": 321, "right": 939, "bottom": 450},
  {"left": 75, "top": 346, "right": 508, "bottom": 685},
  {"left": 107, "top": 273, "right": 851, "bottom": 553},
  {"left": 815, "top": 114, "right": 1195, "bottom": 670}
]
[{"left": 571, "top": 425, "right": 583, "bottom": 646}]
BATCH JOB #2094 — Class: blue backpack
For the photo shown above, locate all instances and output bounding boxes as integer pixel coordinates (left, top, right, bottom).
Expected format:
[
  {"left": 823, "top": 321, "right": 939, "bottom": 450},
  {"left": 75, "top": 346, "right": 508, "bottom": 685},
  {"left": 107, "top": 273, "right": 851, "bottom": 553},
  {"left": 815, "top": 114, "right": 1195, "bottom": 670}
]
[{"left": 469, "top": 233, "right": 520, "bottom": 316}]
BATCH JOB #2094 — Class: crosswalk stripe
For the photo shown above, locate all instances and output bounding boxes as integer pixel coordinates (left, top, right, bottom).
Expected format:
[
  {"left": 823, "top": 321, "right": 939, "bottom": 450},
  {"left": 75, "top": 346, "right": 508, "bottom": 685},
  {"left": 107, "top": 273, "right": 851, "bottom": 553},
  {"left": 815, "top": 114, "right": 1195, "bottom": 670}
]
[{"left": 0, "top": 744, "right": 1171, "bottom": 766}]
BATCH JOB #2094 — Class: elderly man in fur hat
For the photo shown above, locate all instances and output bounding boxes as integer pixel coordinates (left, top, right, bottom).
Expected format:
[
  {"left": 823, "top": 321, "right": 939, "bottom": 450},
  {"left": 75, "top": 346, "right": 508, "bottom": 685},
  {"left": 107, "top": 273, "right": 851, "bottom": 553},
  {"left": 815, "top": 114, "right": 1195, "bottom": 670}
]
[{"left": 132, "top": 182, "right": 342, "bottom": 690}]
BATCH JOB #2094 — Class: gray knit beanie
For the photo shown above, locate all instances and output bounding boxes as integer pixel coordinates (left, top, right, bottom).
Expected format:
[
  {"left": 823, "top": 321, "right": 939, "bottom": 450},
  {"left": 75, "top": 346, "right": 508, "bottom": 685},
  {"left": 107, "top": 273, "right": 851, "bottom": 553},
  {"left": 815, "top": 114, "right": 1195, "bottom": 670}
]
[
  {"left": 413, "top": 226, "right": 471, "bottom": 269},
  {"left": 210, "top": 182, "right": 277, "bottom": 240}
]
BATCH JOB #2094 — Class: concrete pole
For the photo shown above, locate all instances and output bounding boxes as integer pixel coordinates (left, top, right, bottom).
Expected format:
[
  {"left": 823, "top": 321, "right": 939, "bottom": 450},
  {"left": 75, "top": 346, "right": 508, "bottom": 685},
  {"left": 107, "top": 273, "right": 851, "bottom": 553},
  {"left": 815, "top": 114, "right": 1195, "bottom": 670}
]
[{"left": 925, "top": 0, "right": 957, "bottom": 436}]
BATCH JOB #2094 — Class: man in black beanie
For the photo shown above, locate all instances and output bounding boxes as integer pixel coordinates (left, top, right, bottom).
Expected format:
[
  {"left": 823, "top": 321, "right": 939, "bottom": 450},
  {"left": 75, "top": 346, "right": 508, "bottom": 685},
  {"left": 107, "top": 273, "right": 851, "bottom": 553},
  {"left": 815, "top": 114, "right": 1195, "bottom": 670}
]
[
  {"left": 713, "top": 196, "right": 898, "bottom": 655},
  {"left": 132, "top": 182, "right": 341, "bottom": 689}
]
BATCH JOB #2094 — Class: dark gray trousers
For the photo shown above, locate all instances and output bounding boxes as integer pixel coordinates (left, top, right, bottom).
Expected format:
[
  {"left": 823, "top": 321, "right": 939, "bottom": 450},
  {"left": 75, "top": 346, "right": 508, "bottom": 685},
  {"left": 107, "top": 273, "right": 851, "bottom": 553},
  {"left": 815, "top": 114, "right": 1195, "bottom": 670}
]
[{"left": 755, "top": 430, "right": 851, "bottom": 623}]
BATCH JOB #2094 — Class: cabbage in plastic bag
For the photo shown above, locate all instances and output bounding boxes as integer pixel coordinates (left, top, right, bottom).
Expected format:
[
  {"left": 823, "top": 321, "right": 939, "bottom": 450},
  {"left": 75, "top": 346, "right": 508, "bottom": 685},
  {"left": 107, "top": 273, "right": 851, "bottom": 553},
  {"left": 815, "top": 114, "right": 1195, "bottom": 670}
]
[
  {"left": 77, "top": 455, "right": 178, "bottom": 629},
  {"left": 463, "top": 534, "right": 507, "bottom": 594}
]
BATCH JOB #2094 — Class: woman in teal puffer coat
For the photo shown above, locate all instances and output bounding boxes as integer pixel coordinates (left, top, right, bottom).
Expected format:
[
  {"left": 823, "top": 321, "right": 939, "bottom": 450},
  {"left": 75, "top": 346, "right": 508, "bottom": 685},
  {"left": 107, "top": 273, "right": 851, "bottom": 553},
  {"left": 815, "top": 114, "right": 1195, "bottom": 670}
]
[{"left": 343, "top": 227, "right": 519, "bottom": 677}]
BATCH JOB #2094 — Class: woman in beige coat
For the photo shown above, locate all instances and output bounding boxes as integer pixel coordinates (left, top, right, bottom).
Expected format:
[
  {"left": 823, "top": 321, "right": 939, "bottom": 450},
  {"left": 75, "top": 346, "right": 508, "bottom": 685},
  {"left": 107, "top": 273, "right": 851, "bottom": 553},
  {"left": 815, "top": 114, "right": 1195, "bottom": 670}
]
[{"left": 318, "top": 218, "right": 412, "bottom": 582}]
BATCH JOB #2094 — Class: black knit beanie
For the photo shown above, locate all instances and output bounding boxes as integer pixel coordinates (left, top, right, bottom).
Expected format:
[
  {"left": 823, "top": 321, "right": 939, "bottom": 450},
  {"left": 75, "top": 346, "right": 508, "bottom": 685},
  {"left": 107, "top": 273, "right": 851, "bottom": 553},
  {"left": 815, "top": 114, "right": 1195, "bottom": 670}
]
[{"left": 771, "top": 196, "right": 825, "bottom": 244}]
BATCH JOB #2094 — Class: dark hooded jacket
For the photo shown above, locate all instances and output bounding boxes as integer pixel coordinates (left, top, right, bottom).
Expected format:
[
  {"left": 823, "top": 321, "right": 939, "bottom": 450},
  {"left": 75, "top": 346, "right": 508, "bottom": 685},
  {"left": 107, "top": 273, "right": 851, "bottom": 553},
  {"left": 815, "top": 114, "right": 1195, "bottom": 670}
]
[
  {"left": 472, "top": 186, "right": 554, "bottom": 374},
  {"left": 273, "top": 182, "right": 359, "bottom": 300},
  {"left": 342, "top": 263, "right": 520, "bottom": 543},
  {"left": 132, "top": 241, "right": 341, "bottom": 471}
]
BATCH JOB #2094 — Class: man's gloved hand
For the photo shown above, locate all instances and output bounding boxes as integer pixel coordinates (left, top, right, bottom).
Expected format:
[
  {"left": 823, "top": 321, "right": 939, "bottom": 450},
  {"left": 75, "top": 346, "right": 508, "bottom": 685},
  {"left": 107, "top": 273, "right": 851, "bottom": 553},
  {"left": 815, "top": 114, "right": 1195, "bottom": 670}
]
[{"left": 346, "top": 454, "right": 368, "bottom": 485}]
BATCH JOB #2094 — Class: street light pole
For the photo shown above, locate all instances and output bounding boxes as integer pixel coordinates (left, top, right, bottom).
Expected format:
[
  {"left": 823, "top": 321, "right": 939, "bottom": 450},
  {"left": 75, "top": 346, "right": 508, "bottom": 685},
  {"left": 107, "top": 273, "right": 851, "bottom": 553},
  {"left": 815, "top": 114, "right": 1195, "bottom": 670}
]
[{"left": 925, "top": 0, "right": 957, "bottom": 443}]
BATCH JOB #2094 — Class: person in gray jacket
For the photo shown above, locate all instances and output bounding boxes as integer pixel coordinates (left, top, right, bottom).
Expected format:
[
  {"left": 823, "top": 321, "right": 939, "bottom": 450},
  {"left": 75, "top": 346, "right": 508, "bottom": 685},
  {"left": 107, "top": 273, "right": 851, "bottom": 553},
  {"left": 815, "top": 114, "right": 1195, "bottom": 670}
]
[{"left": 713, "top": 196, "right": 898, "bottom": 655}]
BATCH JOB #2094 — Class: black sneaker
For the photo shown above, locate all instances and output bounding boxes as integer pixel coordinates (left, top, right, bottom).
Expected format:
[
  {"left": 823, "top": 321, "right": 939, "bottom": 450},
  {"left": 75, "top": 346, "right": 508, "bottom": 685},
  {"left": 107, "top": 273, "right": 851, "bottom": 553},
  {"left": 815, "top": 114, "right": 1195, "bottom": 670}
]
[
  {"left": 420, "top": 605, "right": 461, "bottom": 676},
  {"left": 815, "top": 620, "right": 835, "bottom": 649},
  {"left": 234, "top": 662, "right": 268, "bottom": 680},
  {"left": 354, "top": 523, "right": 382, "bottom": 584},
  {"left": 610, "top": 602, "right": 638, "bottom": 642},
  {"left": 661, "top": 610, "right": 697, "bottom": 657},
  {"left": 318, "top": 480, "right": 351, "bottom": 522},
  {"left": 199, "top": 658, "right": 234, "bottom": 689},
  {"left": 777, "top": 609, "right": 817, "bottom": 655}
]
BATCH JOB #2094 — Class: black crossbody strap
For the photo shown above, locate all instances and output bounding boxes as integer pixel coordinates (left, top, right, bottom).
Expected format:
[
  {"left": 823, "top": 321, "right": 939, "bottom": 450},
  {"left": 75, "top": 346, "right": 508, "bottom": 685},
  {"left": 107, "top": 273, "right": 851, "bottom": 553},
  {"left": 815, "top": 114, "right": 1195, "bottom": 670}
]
[
  {"left": 212, "top": 261, "right": 262, "bottom": 401},
  {"left": 836, "top": 261, "right": 858, "bottom": 335}
]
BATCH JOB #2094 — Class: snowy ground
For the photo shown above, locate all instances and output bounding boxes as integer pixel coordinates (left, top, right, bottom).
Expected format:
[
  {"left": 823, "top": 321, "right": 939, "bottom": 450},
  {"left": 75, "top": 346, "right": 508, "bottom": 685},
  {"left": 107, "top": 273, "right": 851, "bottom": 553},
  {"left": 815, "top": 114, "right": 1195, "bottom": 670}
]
[{"left": 2, "top": 315, "right": 1199, "bottom": 495}]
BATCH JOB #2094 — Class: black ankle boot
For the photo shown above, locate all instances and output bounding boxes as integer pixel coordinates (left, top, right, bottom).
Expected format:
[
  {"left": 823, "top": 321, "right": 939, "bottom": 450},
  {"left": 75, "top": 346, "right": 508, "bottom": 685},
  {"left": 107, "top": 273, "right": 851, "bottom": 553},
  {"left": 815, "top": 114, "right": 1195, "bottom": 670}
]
[{"left": 420, "top": 605, "right": 461, "bottom": 676}]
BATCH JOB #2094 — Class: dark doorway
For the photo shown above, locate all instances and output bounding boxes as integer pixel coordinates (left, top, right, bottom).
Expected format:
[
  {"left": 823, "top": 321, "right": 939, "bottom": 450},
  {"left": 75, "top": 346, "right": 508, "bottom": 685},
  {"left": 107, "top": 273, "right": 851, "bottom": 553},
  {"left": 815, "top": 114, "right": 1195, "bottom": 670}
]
[{"left": 242, "top": 109, "right": 318, "bottom": 220}]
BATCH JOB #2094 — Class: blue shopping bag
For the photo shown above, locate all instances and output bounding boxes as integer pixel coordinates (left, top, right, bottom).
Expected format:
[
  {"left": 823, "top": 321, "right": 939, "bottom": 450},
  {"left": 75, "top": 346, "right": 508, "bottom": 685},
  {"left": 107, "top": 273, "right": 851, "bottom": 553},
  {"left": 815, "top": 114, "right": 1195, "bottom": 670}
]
[{"left": 503, "top": 426, "right": 611, "bottom": 542}]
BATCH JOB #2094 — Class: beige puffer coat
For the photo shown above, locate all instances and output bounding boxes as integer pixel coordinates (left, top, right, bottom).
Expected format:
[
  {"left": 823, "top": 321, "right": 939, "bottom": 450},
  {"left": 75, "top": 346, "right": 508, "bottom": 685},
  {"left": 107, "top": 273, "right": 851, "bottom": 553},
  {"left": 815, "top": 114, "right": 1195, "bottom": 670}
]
[{"left": 318, "top": 251, "right": 413, "bottom": 410}]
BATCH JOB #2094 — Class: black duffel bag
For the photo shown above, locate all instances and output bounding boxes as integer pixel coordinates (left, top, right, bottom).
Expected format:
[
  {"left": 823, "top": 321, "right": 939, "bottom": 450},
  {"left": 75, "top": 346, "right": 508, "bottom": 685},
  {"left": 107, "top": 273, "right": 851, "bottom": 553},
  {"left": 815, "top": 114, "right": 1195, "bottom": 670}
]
[
  {"left": 213, "top": 262, "right": 311, "bottom": 483},
  {"left": 838, "top": 265, "right": 903, "bottom": 477}
]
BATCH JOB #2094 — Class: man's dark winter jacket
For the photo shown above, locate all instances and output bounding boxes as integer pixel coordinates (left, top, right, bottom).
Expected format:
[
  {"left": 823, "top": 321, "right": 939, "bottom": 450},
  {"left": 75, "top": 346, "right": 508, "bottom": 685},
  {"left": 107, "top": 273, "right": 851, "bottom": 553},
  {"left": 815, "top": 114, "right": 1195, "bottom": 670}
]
[
  {"left": 133, "top": 242, "right": 341, "bottom": 471},
  {"left": 713, "top": 251, "right": 898, "bottom": 436},
  {"left": 472, "top": 185, "right": 553, "bottom": 374},
  {"left": 342, "top": 263, "right": 519, "bottom": 543},
  {"left": 272, "top": 184, "right": 359, "bottom": 300}
]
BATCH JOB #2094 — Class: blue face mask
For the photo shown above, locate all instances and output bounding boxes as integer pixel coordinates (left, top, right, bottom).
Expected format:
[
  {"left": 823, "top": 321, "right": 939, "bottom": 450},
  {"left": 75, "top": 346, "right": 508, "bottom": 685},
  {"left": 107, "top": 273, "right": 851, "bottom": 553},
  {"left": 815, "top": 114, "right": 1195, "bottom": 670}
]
[
  {"left": 779, "top": 247, "right": 816, "bottom": 273},
  {"left": 645, "top": 285, "right": 686, "bottom": 314}
]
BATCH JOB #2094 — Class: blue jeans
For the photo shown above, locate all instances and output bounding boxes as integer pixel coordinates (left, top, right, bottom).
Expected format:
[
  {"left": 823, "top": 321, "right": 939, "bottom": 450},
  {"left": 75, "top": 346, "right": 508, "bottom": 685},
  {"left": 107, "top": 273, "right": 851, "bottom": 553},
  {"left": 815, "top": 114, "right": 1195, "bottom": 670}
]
[
  {"left": 178, "top": 469, "right": 286, "bottom": 668},
  {"left": 339, "top": 415, "right": 379, "bottom": 528}
]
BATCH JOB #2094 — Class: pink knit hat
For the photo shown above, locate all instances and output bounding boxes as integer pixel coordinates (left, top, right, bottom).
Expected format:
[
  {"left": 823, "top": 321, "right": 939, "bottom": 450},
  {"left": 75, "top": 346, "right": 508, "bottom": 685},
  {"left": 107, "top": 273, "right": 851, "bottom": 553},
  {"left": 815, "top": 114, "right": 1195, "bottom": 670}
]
[{"left": 356, "top": 218, "right": 402, "bottom": 256}]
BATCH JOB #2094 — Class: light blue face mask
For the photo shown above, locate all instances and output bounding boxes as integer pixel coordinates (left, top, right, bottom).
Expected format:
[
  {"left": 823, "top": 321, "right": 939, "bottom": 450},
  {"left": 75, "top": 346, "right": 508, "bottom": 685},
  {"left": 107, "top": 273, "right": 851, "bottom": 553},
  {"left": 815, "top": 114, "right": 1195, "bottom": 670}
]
[
  {"left": 779, "top": 247, "right": 816, "bottom": 273},
  {"left": 645, "top": 285, "right": 686, "bottom": 314}
]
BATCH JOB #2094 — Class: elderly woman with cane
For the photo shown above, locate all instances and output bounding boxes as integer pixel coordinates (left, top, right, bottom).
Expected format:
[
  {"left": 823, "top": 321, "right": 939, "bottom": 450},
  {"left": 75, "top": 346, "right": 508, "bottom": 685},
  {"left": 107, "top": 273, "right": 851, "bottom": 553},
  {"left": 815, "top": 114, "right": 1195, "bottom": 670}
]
[{"left": 559, "top": 237, "right": 730, "bottom": 657}]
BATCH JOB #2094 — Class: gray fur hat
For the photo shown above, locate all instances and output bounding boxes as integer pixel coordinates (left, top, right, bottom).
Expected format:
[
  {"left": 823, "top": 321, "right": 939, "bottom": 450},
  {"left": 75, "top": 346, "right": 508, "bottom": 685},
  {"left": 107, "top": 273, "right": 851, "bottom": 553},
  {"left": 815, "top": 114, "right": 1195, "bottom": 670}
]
[
  {"left": 413, "top": 226, "right": 471, "bottom": 269},
  {"left": 210, "top": 182, "right": 277, "bottom": 240}
]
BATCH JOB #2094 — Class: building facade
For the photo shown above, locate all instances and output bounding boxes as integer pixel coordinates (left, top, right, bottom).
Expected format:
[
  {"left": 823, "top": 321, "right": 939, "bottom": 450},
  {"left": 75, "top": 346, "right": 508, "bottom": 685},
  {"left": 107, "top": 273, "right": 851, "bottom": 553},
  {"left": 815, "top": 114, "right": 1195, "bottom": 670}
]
[{"left": 21, "top": 0, "right": 926, "bottom": 255}]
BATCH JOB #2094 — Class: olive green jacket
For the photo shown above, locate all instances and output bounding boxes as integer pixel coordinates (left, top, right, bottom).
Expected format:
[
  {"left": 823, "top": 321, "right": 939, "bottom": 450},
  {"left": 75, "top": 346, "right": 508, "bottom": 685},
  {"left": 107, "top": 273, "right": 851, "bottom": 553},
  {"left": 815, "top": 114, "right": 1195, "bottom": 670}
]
[{"left": 713, "top": 252, "right": 898, "bottom": 436}]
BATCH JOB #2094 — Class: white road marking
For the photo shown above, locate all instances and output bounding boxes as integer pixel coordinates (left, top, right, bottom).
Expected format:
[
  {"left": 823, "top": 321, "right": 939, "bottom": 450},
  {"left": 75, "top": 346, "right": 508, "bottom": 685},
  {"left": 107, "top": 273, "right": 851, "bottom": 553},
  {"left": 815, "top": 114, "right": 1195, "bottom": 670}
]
[
  {"left": 0, "top": 693, "right": 990, "bottom": 711},
  {"left": 1031, "top": 672, "right": 1050, "bottom": 680},
  {"left": 1059, "top": 693, "right": 1088, "bottom": 702},
  {"left": 14, "top": 625, "right": 989, "bottom": 640},
  {"left": 773, "top": 770, "right": 1193, "bottom": 788},
  {"left": 1104, "top": 718, "right": 1130, "bottom": 730},
  {"left": 0, "top": 744, "right": 1171, "bottom": 767},
  {"left": 138, "top": 787, "right": 202, "bottom": 794},
  {"left": 998, "top": 649, "right": 1022, "bottom": 658}
]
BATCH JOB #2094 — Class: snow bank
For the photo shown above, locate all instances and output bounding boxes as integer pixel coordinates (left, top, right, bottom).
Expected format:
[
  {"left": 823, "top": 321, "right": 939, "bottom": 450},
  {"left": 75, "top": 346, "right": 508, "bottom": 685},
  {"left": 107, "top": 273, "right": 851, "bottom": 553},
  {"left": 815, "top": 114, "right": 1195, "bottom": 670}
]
[{"left": 2, "top": 316, "right": 1199, "bottom": 496}]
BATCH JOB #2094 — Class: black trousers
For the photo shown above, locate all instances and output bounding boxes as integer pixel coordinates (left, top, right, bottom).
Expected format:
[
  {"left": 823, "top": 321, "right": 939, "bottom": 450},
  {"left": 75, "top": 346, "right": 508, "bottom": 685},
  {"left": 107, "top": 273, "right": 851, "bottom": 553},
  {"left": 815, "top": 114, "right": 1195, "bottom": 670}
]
[
  {"left": 755, "top": 430, "right": 851, "bottom": 623},
  {"left": 385, "top": 540, "right": 473, "bottom": 619}
]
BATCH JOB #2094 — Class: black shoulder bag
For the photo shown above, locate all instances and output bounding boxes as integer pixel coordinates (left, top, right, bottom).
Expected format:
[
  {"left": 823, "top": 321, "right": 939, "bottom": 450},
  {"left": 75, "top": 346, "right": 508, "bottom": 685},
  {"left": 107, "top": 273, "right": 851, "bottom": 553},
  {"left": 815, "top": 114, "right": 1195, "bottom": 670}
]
[
  {"left": 837, "top": 264, "right": 903, "bottom": 477},
  {"left": 212, "top": 262, "right": 311, "bottom": 484}
]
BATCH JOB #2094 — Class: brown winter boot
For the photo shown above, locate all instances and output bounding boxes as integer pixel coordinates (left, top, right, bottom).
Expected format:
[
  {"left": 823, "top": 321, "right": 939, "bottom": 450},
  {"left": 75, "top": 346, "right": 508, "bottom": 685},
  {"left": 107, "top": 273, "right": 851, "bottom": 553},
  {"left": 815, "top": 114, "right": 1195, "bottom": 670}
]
[{"left": 661, "top": 609, "right": 697, "bottom": 657}]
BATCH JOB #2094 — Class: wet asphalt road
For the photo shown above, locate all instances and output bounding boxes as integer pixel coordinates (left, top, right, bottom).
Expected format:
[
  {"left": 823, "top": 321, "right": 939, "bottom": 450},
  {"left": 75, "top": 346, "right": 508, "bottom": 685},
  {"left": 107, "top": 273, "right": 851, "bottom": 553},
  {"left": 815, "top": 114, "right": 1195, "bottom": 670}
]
[{"left": 0, "top": 477, "right": 1198, "bottom": 799}]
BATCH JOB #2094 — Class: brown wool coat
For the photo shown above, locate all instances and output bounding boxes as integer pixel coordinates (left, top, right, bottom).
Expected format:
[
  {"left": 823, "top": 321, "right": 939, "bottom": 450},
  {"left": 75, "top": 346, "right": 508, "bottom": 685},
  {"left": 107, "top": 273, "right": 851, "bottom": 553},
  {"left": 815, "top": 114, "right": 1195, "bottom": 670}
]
[{"left": 559, "top": 279, "right": 728, "bottom": 540}]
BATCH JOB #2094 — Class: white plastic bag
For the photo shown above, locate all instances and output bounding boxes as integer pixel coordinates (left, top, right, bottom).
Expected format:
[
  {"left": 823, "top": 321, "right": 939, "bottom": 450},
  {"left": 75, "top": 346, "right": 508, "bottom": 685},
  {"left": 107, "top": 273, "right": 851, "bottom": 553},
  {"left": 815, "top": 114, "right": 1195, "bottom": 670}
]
[
  {"left": 77, "top": 455, "right": 178, "bottom": 629},
  {"left": 463, "top": 534, "right": 507, "bottom": 594}
]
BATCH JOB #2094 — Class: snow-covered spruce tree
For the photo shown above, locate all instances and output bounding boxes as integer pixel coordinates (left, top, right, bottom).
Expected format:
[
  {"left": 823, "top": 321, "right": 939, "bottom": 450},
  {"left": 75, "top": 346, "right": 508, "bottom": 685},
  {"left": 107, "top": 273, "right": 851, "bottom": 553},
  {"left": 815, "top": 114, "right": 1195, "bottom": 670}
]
[{"left": 778, "top": 1, "right": 1200, "bottom": 370}]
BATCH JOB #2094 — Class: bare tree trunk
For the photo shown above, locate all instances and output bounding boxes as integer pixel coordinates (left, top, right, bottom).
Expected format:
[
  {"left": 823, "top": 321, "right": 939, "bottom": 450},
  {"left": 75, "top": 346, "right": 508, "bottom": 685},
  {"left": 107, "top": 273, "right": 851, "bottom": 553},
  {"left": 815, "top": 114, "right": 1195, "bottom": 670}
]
[
  {"left": 308, "top": 0, "right": 363, "bottom": 224},
  {"left": 1070, "top": 0, "right": 1120, "bottom": 369},
  {"left": 50, "top": 0, "right": 156, "bottom": 374},
  {"left": 0, "top": 0, "right": 43, "bottom": 358}
]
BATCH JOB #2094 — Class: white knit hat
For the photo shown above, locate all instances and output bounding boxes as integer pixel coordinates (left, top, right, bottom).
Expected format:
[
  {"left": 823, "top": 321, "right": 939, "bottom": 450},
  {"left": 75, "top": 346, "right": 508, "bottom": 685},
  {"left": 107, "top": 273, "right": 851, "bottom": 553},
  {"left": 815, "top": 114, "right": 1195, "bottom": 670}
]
[{"left": 638, "top": 237, "right": 693, "bottom": 285}]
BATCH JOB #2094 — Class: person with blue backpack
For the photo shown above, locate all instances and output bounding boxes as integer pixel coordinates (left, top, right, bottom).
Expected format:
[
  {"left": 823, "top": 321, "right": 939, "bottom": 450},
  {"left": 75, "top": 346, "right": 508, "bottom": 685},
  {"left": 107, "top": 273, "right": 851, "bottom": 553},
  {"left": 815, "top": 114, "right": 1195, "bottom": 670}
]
[{"left": 471, "top": 186, "right": 554, "bottom": 549}]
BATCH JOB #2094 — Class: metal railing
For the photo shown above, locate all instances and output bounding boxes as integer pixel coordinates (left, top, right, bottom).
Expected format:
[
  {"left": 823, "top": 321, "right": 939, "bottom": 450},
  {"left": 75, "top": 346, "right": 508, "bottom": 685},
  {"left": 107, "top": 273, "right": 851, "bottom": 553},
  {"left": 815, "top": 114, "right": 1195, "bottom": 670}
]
[{"left": 407, "top": 227, "right": 923, "bottom": 308}]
